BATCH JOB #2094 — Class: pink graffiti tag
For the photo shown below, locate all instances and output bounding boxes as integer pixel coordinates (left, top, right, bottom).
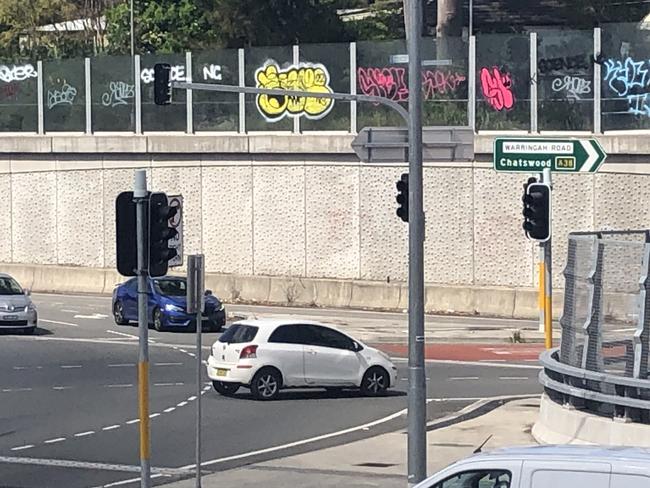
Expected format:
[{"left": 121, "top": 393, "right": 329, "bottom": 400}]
[
  {"left": 479, "top": 67, "right": 514, "bottom": 111},
  {"left": 357, "top": 67, "right": 409, "bottom": 102},
  {"left": 357, "top": 67, "right": 467, "bottom": 102}
]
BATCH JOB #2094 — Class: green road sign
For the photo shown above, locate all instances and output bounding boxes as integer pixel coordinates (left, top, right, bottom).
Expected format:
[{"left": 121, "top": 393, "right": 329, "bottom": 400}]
[{"left": 493, "top": 138, "right": 607, "bottom": 173}]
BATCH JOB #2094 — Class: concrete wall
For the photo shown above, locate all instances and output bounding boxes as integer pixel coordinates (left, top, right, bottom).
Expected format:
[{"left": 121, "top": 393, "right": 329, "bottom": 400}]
[{"left": 1, "top": 133, "right": 649, "bottom": 315}]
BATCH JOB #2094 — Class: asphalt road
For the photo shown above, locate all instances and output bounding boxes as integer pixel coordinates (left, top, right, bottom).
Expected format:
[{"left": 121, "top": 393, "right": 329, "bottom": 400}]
[{"left": 0, "top": 294, "right": 542, "bottom": 488}]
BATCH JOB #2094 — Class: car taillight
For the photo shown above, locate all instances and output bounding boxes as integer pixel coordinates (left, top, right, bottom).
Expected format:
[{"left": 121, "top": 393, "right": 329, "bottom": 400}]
[{"left": 240, "top": 345, "right": 258, "bottom": 359}]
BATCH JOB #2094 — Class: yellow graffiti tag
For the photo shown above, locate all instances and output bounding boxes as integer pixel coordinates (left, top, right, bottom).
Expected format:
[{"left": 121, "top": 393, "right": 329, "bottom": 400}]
[{"left": 255, "top": 61, "right": 334, "bottom": 121}]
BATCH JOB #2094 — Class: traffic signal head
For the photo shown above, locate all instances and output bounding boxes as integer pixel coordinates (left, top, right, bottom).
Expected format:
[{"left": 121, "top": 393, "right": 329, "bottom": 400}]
[
  {"left": 154, "top": 63, "right": 172, "bottom": 106},
  {"left": 148, "top": 192, "right": 178, "bottom": 277},
  {"left": 116, "top": 191, "right": 137, "bottom": 276},
  {"left": 395, "top": 173, "right": 409, "bottom": 222},
  {"left": 522, "top": 179, "right": 551, "bottom": 242}
]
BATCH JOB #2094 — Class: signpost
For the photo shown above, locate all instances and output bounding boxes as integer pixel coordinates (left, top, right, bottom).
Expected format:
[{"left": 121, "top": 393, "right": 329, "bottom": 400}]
[
  {"left": 493, "top": 138, "right": 606, "bottom": 173},
  {"left": 494, "top": 137, "right": 608, "bottom": 350}
]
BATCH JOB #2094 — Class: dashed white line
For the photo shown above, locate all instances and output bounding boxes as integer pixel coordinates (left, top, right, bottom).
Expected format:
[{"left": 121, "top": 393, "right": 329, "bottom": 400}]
[
  {"left": 44, "top": 437, "right": 66, "bottom": 444},
  {"left": 154, "top": 362, "right": 183, "bottom": 367},
  {"left": 61, "top": 309, "right": 79, "bottom": 313},
  {"left": 102, "top": 425, "right": 121, "bottom": 431},
  {"left": 105, "top": 384, "right": 133, "bottom": 388},
  {"left": 74, "top": 431, "right": 95, "bottom": 438},
  {"left": 448, "top": 377, "right": 480, "bottom": 381},
  {"left": 163, "top": 407, "right": 175, "bottom": 413},
  {"left": 479, "top": 359, "right": 507, "bottom": 363},
  {"left": 179, "top": 349, "right": 188, "bottom": 354},
  {"left": 187, "top": 353, "right": 196, "bottom": 357},
  {"left": 2, "top": 388, "right": 33, "bottom": 392},
  {"left": 149, "top": 413, "right": 160, "bottom": 418},
  {"left": 188, "top": 396, "right": 197, "bottom": 401},
  {"left": 177, "top": 401, "right": 188, "bottom": 407},
  {"left": 10, "top": 445, "right": 34, "bottom": 451},
  {"left": 499, "top": 376, "right": 530, "bottom": 380},
  {"left": 106, "top": 330, "right": 139, "bottom": 340},
  {"left": 61, "top": 365, "right": 82, "bottom": 369},
  {"left": 53, "top": 386, "right": 73, "bottom": 390},
  {"left": 12, "top": 366, "right": 28, "bottom": 370},
  {"left": 153, "top": 383, "right": 184, "bottom": 387},
  {"left": 126, "top": 419, "right": 140, "bottom": 425},
  {"left": 108, "top": 363, "right": 135, "bottom": 368}
]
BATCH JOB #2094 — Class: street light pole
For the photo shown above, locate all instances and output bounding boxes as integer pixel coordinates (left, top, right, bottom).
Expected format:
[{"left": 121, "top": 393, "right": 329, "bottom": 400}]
[
  {"left": 406, "top": 0, "right": 426, "bottom": 485},
  {"left": 130, "top": 0, "right": 134, "bottom": 57}
]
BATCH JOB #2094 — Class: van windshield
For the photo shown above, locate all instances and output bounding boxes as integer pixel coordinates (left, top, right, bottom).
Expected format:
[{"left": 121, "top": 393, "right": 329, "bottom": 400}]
[{"left": 218, "top": 324, "right": 258, "bottom": 344}]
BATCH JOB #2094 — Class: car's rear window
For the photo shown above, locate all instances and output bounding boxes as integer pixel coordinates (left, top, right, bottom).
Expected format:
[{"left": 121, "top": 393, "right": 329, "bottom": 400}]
[{"left": 218, "top": 324, "right": 258, "bottom": 344}]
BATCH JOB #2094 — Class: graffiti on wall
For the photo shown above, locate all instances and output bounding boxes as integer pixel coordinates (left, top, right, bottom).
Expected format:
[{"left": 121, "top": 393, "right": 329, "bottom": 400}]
[
  {"left": 604, "top": 57, "right": 650, "bottom": 117},
  {"left": 47, "top": 82, "right": 77, "bottom": 109},
  {"left": 255, "top": 61, "right": 334, "bottom": 122},
  {"left": 0, "top": 63, "right": 38, "bottom": 83},
  {"left": 551, "top": 75, "right": 591, "bottom": 100},
  {"left": 479, "top": 66, "right": 515, "bottom": 111},
  {"left": 538, "top": 55, "right": 590, "bottom": 75},
  {"left": 102, "top": 81, "right": 135, "bottom": 107},
  {"left": 140, "top": 63, "right": 223, "bottom": 84},
  {"left": 356, "top": 66, "right": 466, "bottom": 102}
]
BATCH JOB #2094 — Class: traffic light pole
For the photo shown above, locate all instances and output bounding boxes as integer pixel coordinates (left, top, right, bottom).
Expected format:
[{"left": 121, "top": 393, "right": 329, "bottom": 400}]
[
  {"left": 134, "top": 169, "right": 151, "bottom": 488},
  {"left": 542, "top": 168, "right": 553, "bottom": 349},
  {"left": 406, "top": 0, "right": 426, "bottom": 485}
]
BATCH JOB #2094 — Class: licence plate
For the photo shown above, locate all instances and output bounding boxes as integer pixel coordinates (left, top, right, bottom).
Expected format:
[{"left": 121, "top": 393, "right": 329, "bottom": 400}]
[
  {"left": 216, "top": 368, "right": 227, "bottom": 377},
  {"left": 2, "top": 315, "right": 18, "bottom": 321}
]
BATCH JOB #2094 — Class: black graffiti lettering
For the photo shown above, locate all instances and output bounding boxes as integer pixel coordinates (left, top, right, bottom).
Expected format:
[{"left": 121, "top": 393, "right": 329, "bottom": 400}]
[{"left": 538, "top": 54, "right": 590, "bottom": 74}]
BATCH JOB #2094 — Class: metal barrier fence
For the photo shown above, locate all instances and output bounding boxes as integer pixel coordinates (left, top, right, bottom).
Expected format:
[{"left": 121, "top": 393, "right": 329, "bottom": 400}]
[
  {"left": 2, "top": 22, "right": 650, "bottom": 134},
  {"left": 542, "top": 230, "right": 650, "bottom": 423}
]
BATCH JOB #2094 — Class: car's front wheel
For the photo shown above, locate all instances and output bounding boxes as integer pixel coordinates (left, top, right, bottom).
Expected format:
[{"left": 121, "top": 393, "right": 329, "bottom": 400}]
[
  {"left": 212, "top": 381, "right": 240, "bottom": 396},
  {"left": 113, "top": 301, "right": 128, "bottom": 325},
  {"left": 360, "top": 366, "right": 389, "bottom": 397},
  {"left": 153, "top": 308, "right": 165, "bottom": 332},
  {"left": 250, "top": 368, "right": 282, "bottom": 401}
]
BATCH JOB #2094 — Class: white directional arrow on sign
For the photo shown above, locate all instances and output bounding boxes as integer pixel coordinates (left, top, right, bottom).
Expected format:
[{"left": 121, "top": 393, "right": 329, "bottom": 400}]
[{"left": 580, "top": 140, "right": 599, "bottom": 172}]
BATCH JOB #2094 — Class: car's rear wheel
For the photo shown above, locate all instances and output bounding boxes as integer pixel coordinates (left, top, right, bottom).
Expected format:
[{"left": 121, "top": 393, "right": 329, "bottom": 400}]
[
  {"left": 113, "top": 301, "right": 128, "bottom": 325},
  {"left": 212, "top": 381, "right": 240, "bottom": 396},
  {"left": 360, "top": 366, "right": 389, "bottom": 397},
  {"left": 153, "top": 308, "right": 164, "bottom": 332},
  {"left": 250, "top": 368, "right": 282, "bottom": 401}
]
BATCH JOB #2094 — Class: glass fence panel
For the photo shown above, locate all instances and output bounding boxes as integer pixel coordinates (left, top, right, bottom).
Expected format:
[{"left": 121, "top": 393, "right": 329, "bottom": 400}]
[
  {"left": 245, "top": 45, "right": 293, "bottom": 131},
  {"left": 91, "top": 55, "right": 135, "bottom": 132},
  {"left": 0, "top": 60, "right": 38, "bottom": 131},
  {"left": 601, "top": 23, "right": 650, "bottom": 130},
  {"left": 44, "top": 58, "right": 85, "bottom": 132},
  {"left": 141, "top": 53, "right": 186, "bottom": 132},
  {"left": 192, "top": 49, "right": 239, "bottom": 132},
  {"left": 537, "top": 29, "right": 594, "bottom": 131},
  {"left": 476, "top": 33, "right": 530, "bottom": 131},
  {"left": 299, "top": 42, "right": 350, "bottom": 131}
]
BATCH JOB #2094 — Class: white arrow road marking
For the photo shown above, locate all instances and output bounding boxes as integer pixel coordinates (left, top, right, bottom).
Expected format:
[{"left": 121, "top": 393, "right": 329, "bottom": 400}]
[{"left": 580, "top": 140, "right": 598, "bottom": 172}]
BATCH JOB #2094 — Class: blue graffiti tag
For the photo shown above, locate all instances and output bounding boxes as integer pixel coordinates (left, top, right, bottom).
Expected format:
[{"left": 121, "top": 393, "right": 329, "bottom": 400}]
[
  {"left": 604, "top": 57, "right": 649, "bottom": 97},
  {"left": 603, "top": 57, "right": 650, "bottom": 116}
]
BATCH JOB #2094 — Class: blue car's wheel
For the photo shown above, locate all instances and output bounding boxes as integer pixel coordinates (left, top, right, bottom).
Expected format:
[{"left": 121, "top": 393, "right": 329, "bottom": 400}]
[
  {"left": 113, "top": 301, "right": 128, "bottom": 325},
  {"left": 153, "top": 307, "right": 165, "bottom": 332}
]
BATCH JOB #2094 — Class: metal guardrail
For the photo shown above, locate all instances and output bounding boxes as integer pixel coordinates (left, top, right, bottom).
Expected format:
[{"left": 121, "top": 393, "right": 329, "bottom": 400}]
[{"left": 540, "top": 348, "right": 650, "bottom": 423}]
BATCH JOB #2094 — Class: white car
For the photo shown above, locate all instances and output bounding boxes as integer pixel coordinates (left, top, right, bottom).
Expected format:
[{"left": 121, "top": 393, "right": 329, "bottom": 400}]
[{"left": 206, "top": 319, "right": 397, "bottom": 400}]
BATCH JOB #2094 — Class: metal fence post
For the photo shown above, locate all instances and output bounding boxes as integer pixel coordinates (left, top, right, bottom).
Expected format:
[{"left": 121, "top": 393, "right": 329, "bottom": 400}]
[
  {"left": 468, "top": 36, "right": 476, "bottom": 132},
  {"left": 238, "top": 48, "right": 245, "bottom": 134},
  {"left": 560, "top": 237, "right": 579, "bottom": 366},
  {"left": 530, "top": 32, "right": 538, "bottom": 133},
  {"left": 134, "top": 55, "right": 142, "bottom": 134},
  {"left": 186, "top": 51, "right": 193, "bottom": 134},
  {"left": 634, "top": 236, "right": 650, "bottom": 379},
  {"left": 593, "top": 27, "right": 602, "bottom": 134},
  {"left": 582, "top": 237, "right": 605, "bottom": 373},
  {"left": 37, "top": 61, "right": 44, "bottom": 135},
  {"left": 85, "top": 58, "right": 92, "bottom": 134},
  {"left": 350, "top": 42, "right": 357, "bottom": 134},
  {"left": 293, "top": 44, "right": 300, "bottom": 134}
]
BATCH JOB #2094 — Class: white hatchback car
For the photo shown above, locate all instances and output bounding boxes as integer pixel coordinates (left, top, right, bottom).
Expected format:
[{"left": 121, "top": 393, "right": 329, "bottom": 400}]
[{"left": 206, "top": 319, "right": 397, "bottom": 400}]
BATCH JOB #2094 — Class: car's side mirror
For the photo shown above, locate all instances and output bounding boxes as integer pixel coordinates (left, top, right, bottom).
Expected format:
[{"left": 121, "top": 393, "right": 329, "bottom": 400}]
[
  {"left": 352, "top": 341, "right": 363, "bottom": 352},
  {"left": 204, "top": 289, "right": 213, "bottom": 296},
  {"left": 24, "top": 288, "right": 31, "bottom": 296}
]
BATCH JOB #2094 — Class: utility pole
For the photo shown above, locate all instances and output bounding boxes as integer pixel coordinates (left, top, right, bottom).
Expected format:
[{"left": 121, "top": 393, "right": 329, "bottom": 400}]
[{"left": 406, "top": 0, "right": 426, "bottom": 485}]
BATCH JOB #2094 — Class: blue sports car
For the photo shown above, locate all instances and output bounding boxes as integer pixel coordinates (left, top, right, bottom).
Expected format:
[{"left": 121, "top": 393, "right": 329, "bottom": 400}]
[{"left": 112, "top": 276, "right": 226, "bottom": 332}]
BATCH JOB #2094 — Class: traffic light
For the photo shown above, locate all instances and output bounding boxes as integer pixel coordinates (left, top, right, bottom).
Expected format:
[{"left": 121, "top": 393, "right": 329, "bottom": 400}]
[
  {"left": 522, "top": 177, "right": 551, "bottom": 242},
  {"left": 116, "top": 192, "right": 138, "bottom": 276},
  {"left": 154, "top": 63, "right": 172, "bottom": 105},
  {"left": 396, "top": 173, "right": 409, "bottom": 222},
  {"left": 148, "top": 192, "right": 178, "bottom": 277}
]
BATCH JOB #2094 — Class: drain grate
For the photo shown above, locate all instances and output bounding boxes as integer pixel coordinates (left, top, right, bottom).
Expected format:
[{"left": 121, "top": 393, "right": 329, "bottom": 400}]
[{"left": 355, "top": 462, "right": 397, "bottom": 468}]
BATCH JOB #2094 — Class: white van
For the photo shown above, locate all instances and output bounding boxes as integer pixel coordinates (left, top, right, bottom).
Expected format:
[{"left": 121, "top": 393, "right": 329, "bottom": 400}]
[{"left": 415, "top": 445, "right": 650, "bottom": 488}]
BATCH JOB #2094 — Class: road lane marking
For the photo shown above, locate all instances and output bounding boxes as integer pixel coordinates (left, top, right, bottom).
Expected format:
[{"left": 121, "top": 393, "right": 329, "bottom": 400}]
[
  {"left": 40, "top": 319, "right": 79, "bottom": 327},
  {"left": 126, "top": 419, "right": 140, "bottom": 424},
  {"left": 53, "top": 386, "right": 73, "bottom": 390},
  {"left": 108, "top": 363, "right": 135, "bottom": 368},
  {"left": 163, "top": 407, "right": 175, "bottom": 413},
  {"left": 154, "top": 362, "right": 183, "bottom": 366},
  {"left": 153, "top": 383, "right": 184, "bottom": 387},
  {"left": 106, "top": 384, "right": 133, "bottom": 388},
  {"left": 149, "top": 413, "right": 160, "bottom": 418},
  {"left": 106, "top": 330, "right": 139, "bottom": 340},
  {"left": 74, "top": 431, "right": 95, "bottom": 437},
  {"left": 177, "top": 401, "right": 188, "bottom": 407},
  {"left": 448, "top": 377, "right": 480, "bottom": 381},
  {"left": 61, "top": 309, "right": 80, "bottom": 313},
  {"left": 188, "top": 396, "right": 197, "bottom": 401},
  {"left": 44, "top": 437, "right": 66, "bottom": 444},
  {"left": 10, "top": 445, "right": 34, "bottom": 451},
  {"left": 74, "top": 313, "right": 109, "bottom": 320},
  {"left": 390, "top": 358, "right": 541, "bottom": 369},
  {"left": 2, "top": 388, "right": 33, "bottom": 392},
  {"left": 99, "top": 473, "right": 166, "bottom": 487},
  {"left": 102, "top": 425, "right": 121, "bottom": 431},
  {"left": 61, "top": 365, "right": 82, "bottom": 369},
  {"left": 12, "top": 366, "right": 28, "bottom": 370},
  {"left": 499, "top": 376, "right": 529, "bottom": 380},
  {"left": 0, "top": 455, "right": 182, "bottom": 475}
]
